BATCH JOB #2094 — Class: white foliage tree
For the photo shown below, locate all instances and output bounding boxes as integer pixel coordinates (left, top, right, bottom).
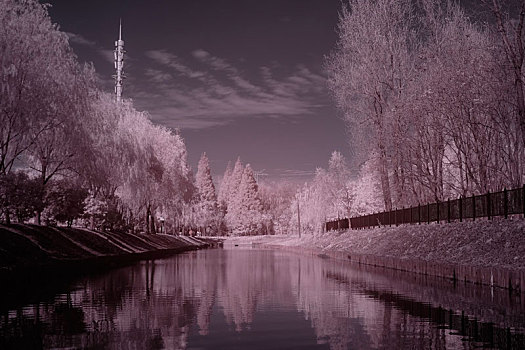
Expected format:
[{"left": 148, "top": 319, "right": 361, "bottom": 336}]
[
  {"left": 224, "top": 157, "right": 243, "bottom": 232},
  {"left": 351, "top": 154, "right": 383, "bottom": 216},
  {"left": 217, "top": 161, "right": 232, "bottom": 213},
  {"left": 327, "top": 0, "right": 524, "bottom": 211},
  {"left": 288, "top": 151, "right": 353, "bottom": 235},
  {"left": 0, "top": 0, "right": 196, "bottom": 231},
  {"left": 194, "top": 152, "right": 219, "bottom": 235},
  {"left": 0, "top": 0, "right": 84, "bottom": 175},
  {"left": 327, "top": 151, "right": 353, "bottom": 218},
  {"left": 259, "top": 181, "right": 296, "bottom": 235},
  {"left": 326, "top": 0, "right": 415, "bottom": 211},
  {"left": 230, "top": 164, "right": 263, "bottom": 236}
]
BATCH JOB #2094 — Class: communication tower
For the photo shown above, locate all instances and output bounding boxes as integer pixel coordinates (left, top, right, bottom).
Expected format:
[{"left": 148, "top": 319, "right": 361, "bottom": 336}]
[{"left": 113, "top": 20, "right": 125, "bottom": 103}]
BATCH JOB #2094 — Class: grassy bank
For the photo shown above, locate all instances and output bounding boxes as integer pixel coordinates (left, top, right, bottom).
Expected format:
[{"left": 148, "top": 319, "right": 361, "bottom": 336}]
[
  {"left": 0, "top": 224, "right": 216, "bottom": 276},
  {"left": 225, "top": 219, "right": 525, "bottom": 291}
]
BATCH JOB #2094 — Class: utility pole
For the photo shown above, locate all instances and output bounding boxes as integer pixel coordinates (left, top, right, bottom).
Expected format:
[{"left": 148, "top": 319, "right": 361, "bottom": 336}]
[
  {"left": 297, "top": 200, "right": 301, "bottom": 238},
  {"left": 113, "top": 20, "right": 125, "bottom": 103}
]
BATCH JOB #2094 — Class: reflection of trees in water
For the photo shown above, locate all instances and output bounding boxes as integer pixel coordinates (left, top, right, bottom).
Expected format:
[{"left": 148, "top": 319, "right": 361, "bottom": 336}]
[
  {"left": 1, "top": 249, "right": 524, "bottom": 349},
  {"left": 282, "top": 255, "right": 524, "bottom": 349},
  {"left": 1, "top": 293, "right": 88, "bottom": 349},
  {"left": 217, "top": 250, "right": 296, "bottom": 331},
  {"left": 291, "top": 257, "right": 375, "bottom": 349},
  {"left": 311, "top": 260, "right": 525, "bottom": 349},
  {"left": 1, "top": 256, "right": 208, "bottom": 349}
]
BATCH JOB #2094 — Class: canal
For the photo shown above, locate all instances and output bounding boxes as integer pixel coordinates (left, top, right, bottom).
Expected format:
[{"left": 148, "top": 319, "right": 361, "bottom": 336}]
[{"left": 1, "top": 247, "right": 524, "bottom": 349}]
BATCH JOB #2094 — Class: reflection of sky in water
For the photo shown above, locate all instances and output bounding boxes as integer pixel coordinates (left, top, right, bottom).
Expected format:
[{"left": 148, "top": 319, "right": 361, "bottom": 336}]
[{"left": 1, "top": 248, "right": 524, "bottom": 349}]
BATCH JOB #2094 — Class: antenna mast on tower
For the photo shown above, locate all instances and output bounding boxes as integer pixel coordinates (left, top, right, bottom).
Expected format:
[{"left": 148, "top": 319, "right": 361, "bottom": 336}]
[{"left": 113, "top": 20, "right": 125, "bottom": 103}]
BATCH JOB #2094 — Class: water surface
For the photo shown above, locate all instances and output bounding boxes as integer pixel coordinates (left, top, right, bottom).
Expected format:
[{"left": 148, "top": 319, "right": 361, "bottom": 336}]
[{"left": 1, "top": 247, "right": 524, "bottom": 349}]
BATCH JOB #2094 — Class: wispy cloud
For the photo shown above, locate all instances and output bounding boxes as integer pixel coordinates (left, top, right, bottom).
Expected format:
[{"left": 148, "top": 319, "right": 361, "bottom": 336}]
[
  {"left": 146, "top": 50, "right": 206, "bottom": 79},
  {"left": 144, "top": 68, "right": 173, "bottom": 83},
  {"left": 66, "top": 32, "right": 115, "bottom": 65},
  {"left": 66, "top": 32, "right": 97, "bottom": 47},
  {"left": 277, "top": 169, "right": 316, "bottom": 178},
  {"left": 136, "top": 49, "right": 328, "bottom": 130}
]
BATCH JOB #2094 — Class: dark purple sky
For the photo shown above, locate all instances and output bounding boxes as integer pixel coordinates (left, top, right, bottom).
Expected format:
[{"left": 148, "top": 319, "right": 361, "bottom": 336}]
[{"left": 44, "top": 0, "right": 349, "bottom": 182}]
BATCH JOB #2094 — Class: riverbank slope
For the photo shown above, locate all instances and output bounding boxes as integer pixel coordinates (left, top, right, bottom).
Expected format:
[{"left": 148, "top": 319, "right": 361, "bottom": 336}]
[
  {"left": 225, "top": 219, "right": 525, "bottom": 291},
  {"left": 0, "top": 224, "right": 215, "bottom": 275}
]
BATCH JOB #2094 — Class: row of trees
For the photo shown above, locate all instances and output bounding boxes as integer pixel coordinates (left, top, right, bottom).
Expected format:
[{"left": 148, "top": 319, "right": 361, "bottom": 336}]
[
  {"left": 7, "top": 0, "right": 521, "bottom": 236},
  {"left": 0, "top": 0, "right": 293, "bottom": 236},
  {"left": 181, "top": 154, "right": 277, "bottom": 236},
  {"left": 0, "top": 0, "right": 295, "bottom": 236},
  {"left": 201, "top": 0, "right": 525, "bottom": 236},
  {"left": 326, "top": 0, "right": 525, "bottom": 211},
  {"left": 218, "top": 158, "right": 273, "bottom": 235},
  {"left": 287, "top": 151, "right": 382, "bottom": 234},
  {"left": 0, "top": 0, "right": 196, "bottom": 232}
]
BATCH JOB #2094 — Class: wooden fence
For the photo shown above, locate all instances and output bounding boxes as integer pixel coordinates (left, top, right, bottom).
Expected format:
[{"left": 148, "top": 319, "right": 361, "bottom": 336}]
[{"left": 325, "top": 185, "right": 525, "bottom": 231}]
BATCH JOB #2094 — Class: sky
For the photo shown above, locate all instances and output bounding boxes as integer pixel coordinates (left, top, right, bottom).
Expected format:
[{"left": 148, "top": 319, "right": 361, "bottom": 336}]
[{"left": 44, "top": 0, "right": 349, "bottom": 183}]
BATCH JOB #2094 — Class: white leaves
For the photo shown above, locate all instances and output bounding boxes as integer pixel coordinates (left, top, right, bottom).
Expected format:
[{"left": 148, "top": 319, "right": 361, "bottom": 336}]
[
  {"left": 222, "top": 160, "right": 266, "bottom": 236},
  {"left": 1, "top": 0, "right": 88, "bottom": 175},
  {"left": 290, "top": 151, "right": 354, "bottom": 234},
  {"left": 193, "top": 152, "right": 219, "bottom": 231},
  {"left": 196, "top": 153, "right": 217, "bottom": 204}
]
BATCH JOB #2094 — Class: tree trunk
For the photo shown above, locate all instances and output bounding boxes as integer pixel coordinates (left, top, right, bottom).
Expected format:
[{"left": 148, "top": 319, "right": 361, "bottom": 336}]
[
  {"left": 374, "top": 95, "right": 393, "bottom": 211},
  {"left": 491, "top": 0, "right": 525, "bottom": 148},
  {"left": 378, "top": 142, "right": 393, "bottom": 211},
  {"left": 146, "top": 204, "right": 151, "bottom": 234},
  {"left": 4, "top": 209, "right": 10, "bottom": 225},
  {"left": 150, "top": 216, "right": 156, "bottom": 234},
  {"left": 514, "top": 69, "right": 525, "bottom": 148}
]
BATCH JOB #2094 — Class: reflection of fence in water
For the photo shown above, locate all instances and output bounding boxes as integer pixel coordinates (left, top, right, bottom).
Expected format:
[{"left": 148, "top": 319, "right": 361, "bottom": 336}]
[{"left": 325, "top": 186, "right": 525, "bottom": 231}]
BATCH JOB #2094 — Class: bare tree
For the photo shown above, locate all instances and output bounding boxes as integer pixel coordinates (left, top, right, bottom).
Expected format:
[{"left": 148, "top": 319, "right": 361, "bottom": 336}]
[
  {"left": 326, "top": 0, "right": 416, "bottom": 211},
  {"left": 486, "top": 0, "right": 525, "bottom": 148}
]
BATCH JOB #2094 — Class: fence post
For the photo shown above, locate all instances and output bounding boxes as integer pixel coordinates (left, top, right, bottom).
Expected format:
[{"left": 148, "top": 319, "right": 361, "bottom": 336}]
[
  {"left": 395, "top": 208, "right": 398, "bottom": 227},
  {"left": 410, "top": 206, "right": 413, "bottom": 224},
  {"left": 459, "top": 196, "right": 463, "bottom": 222},
  {"left": 389, "top": 210, "right": 392, "bottom": 227},
  {"left": 447, "top": 199, "right": 451, "bottom": 223},
  {"left": 472, "top": 195, "right": 476, "bottom": 221},
  {"left": 504, "top": 188, "right": 508, "bottom": 219},
  {"left": 437, "top": 200, "right": 440, "bottom": 223},
  {"left": 418, "top": 204, "right": 421, "bottom": 225},
  {"left": 427, "top": 203, "right": 430, "bottom": 224},
  {"left": 487, "top": 191, "right": 491, "bottom": 220}
]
